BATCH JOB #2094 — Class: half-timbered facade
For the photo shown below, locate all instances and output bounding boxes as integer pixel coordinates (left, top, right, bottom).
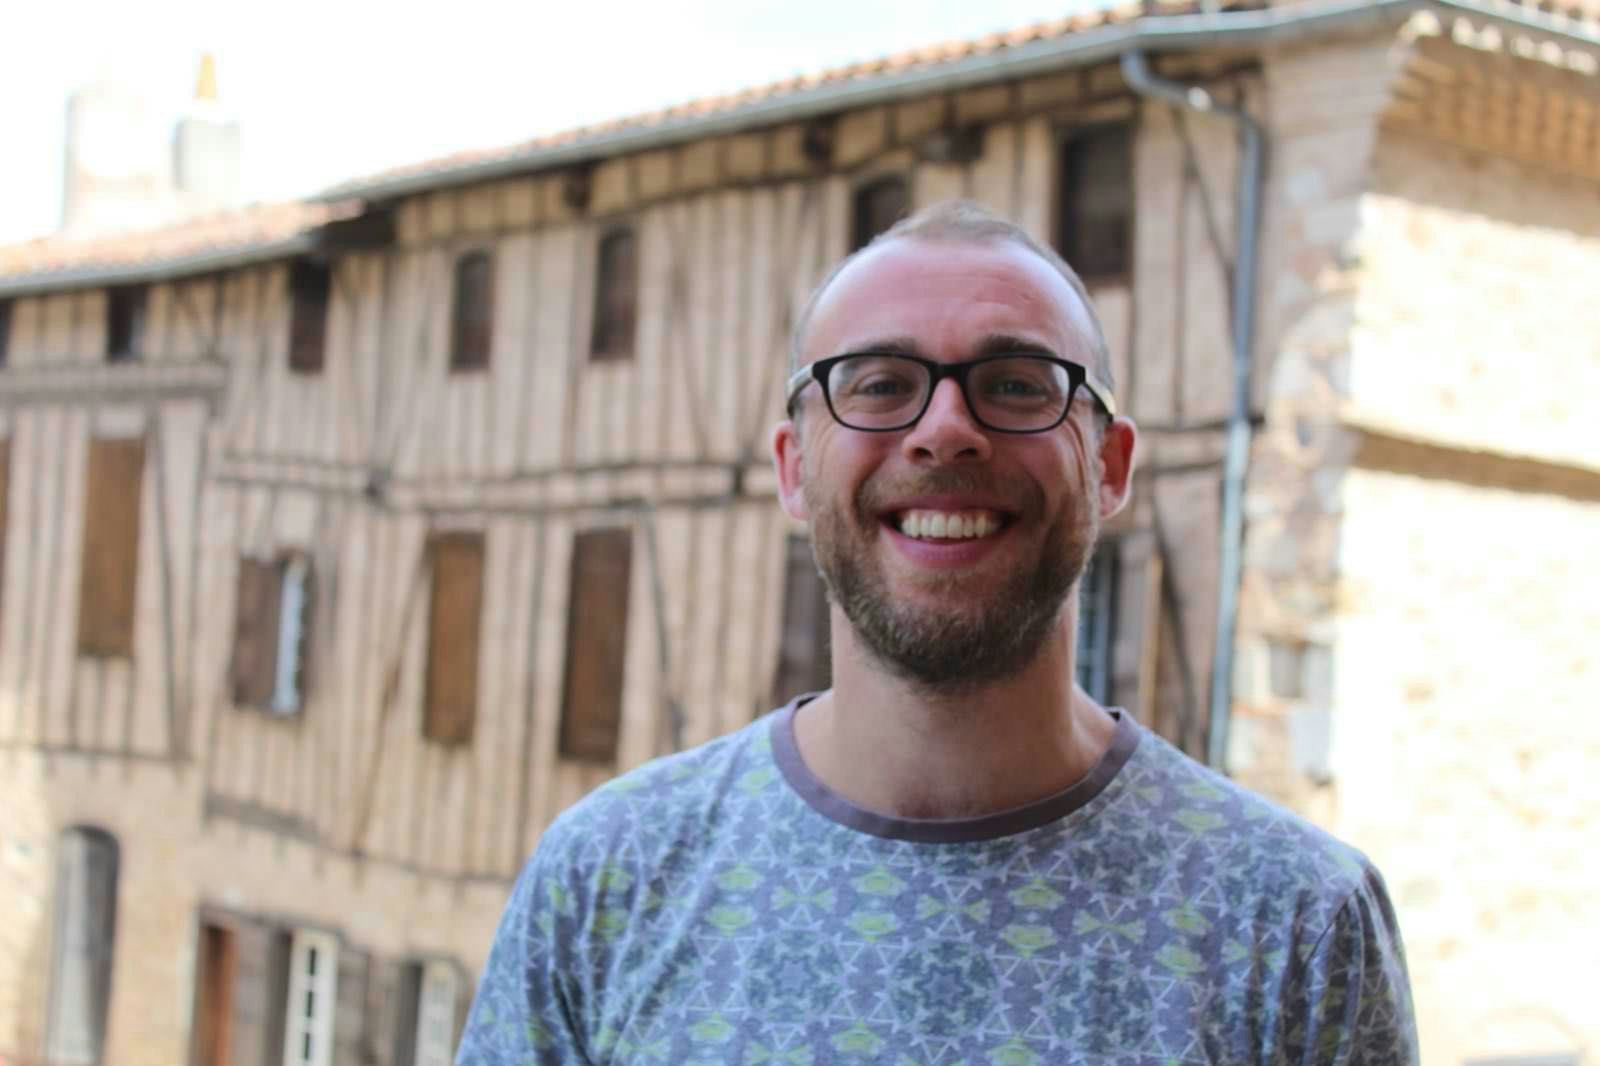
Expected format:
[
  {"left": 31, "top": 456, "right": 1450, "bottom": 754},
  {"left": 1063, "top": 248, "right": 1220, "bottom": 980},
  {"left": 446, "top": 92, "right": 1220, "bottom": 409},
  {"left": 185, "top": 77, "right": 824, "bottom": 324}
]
[{"left": 2, "top": 2, "right": 1598, "bottom": 1064}]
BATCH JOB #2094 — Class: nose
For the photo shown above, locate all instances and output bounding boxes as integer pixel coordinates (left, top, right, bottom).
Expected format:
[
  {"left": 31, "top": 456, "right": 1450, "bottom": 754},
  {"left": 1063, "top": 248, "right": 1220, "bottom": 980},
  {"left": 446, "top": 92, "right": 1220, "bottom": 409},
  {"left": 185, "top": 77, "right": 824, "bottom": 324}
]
[{"left": 901, "top": 377, "right": 992, "bottom": 465}]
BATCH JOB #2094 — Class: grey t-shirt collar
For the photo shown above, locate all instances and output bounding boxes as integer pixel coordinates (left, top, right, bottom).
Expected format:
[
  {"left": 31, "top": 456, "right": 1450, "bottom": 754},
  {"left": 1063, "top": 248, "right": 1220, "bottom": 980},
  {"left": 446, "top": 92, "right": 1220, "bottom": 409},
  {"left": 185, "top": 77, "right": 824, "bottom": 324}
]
[{"left": 770, "top": 694, "right": 1141, "bottom": 844}]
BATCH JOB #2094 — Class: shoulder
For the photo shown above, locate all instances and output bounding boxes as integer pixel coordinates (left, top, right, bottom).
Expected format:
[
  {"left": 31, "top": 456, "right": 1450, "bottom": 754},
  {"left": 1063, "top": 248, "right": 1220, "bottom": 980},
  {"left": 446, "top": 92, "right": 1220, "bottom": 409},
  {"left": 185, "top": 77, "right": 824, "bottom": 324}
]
[
  {"left": 524, "top": 713, "right": 779, "bottom": 883},
  {"left": 1119, "top": 723, "right": 1383, "bottom": 928}
]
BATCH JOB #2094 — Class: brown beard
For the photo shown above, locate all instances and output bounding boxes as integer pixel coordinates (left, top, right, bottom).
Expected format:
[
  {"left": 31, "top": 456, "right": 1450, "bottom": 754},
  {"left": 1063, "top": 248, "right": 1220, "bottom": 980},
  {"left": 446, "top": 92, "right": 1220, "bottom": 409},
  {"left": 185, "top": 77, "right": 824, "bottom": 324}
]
[{"left": 803, "top": 465, "right": 1098, "bottom": 692}]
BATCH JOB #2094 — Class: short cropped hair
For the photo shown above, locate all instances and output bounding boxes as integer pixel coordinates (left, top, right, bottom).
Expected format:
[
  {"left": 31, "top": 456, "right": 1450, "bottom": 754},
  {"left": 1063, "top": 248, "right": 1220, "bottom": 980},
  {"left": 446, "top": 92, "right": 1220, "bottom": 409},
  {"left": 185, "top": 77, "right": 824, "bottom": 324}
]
[{"left": 788, "top": 200, "right": 1116, "bottom": 397}]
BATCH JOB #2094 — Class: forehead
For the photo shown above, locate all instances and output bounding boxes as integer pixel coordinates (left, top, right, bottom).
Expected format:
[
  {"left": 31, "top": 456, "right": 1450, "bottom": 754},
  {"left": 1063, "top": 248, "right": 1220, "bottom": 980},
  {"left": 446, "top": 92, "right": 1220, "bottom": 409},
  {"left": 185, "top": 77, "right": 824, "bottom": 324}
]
[{"left": 803, "top": 237, "right": 1098, "bottom": 362}]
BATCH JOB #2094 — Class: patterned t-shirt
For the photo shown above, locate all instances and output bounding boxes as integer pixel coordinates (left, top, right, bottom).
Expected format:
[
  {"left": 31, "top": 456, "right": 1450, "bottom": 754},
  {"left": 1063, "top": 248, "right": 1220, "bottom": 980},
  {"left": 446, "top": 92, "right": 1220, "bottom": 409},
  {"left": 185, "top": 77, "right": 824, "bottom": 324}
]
[{"left": 458, "top": 700, "right": 1417, "bottom": 1065}]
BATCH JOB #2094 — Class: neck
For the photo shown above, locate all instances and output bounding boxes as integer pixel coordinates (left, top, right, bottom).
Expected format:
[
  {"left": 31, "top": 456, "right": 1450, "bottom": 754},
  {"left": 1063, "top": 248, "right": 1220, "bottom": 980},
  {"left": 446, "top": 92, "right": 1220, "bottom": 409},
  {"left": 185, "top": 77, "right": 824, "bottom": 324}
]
[{"left": 793, "top": 604, "right": 1118, "bottom": 821}]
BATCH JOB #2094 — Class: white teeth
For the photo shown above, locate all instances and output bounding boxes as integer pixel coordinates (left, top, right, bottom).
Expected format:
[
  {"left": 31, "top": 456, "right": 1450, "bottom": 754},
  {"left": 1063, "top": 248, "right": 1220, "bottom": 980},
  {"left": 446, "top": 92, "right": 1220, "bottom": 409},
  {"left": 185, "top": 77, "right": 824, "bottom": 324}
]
[{"left": 894, "top": 509, "right": 1004, "bottom": 541}]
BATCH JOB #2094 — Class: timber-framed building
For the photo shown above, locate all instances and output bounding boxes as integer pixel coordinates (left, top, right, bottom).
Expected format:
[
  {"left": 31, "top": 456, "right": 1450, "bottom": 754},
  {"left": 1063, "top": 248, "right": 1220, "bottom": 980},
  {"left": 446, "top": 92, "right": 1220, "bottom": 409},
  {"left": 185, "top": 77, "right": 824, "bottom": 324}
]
[{"left": 2, "top": 1, "right": 1598, "bottom": 1064}]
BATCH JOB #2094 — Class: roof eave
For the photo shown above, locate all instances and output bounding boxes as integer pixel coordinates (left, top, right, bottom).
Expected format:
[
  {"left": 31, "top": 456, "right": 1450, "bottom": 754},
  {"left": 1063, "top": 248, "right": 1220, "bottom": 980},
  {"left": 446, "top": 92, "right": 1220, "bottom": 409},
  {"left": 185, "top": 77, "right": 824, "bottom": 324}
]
[{"left": 0, "top": 234, "right": 320, "bottom": 299}]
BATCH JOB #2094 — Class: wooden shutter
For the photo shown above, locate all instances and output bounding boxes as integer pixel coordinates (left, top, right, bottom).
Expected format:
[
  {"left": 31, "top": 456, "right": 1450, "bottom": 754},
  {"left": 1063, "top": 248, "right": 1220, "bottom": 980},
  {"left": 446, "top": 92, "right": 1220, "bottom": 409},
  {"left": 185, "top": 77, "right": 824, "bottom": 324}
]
[
  {"left": 45, "top": 828, "right": 119, "bottom": 1066},
  {"left": 423, "top": 533, "right": 484, "bottom": 745},
  {"left": 229, "top": 923, "right": 289, "bottom": 1066},
  {"left": 0, "top": 438, "right": 10, "bottom": 635},
  {"left": 77, "top": 438, "right": 145, "bottom": 658},
  {"left": 559, "top": 529, "right": 632, "bottom": 762},
  {"left": 0, "top": 299, "right": 12, "bottom": 366},
  {"left": 448, "top": 253, "right": 493, "bottom": 371},
  {"left": 1058, "top": 125, "right": 1133, "bottom": 280},
  {"left": 770, "top": 533, "right": 831, "bottom": 708},
  {"left": 288, "top": 260, "right": 331, "bottom": 374},
  {"left": 107, "top": 286, "right": 147, "bottom": 362},
  {"left": 851, "top": 177, "right": 909, "bottom": 251},
  {"left": 194, "top": 923, "right": 237, "bottom": 1066},
  {"left": 589, "top": 227, "right": 637, "bottom": 361},
  {"left": 231, "top": 559, "right": 284, "bottom": 709}
]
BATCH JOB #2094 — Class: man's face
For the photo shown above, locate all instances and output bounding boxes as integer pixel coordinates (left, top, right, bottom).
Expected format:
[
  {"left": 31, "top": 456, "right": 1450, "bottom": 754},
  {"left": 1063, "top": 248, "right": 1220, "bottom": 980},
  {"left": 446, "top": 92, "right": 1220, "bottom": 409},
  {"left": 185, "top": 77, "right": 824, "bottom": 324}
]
[{"left": 774, "top": 237, "right": 1131, "bottom": 690}]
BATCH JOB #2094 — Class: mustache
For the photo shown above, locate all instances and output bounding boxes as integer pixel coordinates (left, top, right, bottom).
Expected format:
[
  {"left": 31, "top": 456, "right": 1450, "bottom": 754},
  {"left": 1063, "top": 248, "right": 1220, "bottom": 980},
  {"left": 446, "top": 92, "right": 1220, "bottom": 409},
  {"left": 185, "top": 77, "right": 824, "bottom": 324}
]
[{"left": 854, "top": 468, "right": 1044, "bottom": 521}]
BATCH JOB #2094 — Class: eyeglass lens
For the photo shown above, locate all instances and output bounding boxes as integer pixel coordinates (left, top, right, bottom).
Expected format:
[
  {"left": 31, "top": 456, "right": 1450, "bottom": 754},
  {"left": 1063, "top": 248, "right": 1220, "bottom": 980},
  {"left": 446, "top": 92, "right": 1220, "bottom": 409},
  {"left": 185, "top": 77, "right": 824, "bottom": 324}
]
[{"left": 826, "top": 354, "right": 1076, "bottom": 431}]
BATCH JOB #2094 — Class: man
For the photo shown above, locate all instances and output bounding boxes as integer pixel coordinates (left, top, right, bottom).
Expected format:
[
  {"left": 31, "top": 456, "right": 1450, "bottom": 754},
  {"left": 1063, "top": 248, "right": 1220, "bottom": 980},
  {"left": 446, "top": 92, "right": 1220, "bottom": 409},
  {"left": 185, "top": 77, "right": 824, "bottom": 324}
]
[{"left": 457, "top": 202, "right": 1417, "bottom": 1064}]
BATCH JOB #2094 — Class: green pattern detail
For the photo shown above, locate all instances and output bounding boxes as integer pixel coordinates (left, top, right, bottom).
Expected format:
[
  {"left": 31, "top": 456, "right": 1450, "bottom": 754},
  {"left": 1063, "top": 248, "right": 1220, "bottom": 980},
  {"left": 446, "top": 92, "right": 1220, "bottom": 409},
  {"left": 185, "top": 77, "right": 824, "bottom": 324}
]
[
  {"left": 1181, "top": 780, "right": 1226, "bottom": 802},
  {"left": 1164, "top": 903, "right": 1211, "bottom": 935},
  {"left": 747, "top": 1043, "right": 815, "bottom": 1064},
  {"left": 847, "top": 910, "right": 899, "bottom": 940},
  {"left": 1074, "top": 912, "right": 1145, "bottom": 941},
  {"left": 593, "top": 909, "right": 629, "bottom": 942},
  {"left": 852, "top": 864, "right": 906, "bottom": 897},
  {"left": 1008, "top": 878, "right": 1064, "bottom": 910},
  {"left": 706, "top": 905, "right": 755, "bottom": 935},
  {"left": 1176, "top": 809, "right": 1227, "bottom": 833},
  {"left": 525, "top": 1020, "right": 554, "bottom": 1049},
  {"left": 1157, "top": 943, "right": 1205, "bottom": 976},
  {"left": 830, "top": 1023, "right": 883, "bottom": 1056},
  {"left": 915, "top": 895, "right": 989, "bottom": 922},
  {"left": 775, "top": 886, "right": 835, "bottom": 911},
  {"left": 718, "top": 863, "right": 762, "bottom": 891},
  {"left": 987, "top": 1037, "right": 1041, "bottom": 1066},
  {"left": 737, "top": 767, "right": 778, "bottom": 794},
  {"left": 595, "top": 863, "right": 633, "bottom": 894},
  {"left": 689, "top": 1013, "right": 736, "bottom": 1044},
  {"left": 1000, "top": 923, "right": 1056, "bottom": 956},
  {"left": 1223, "top": 939, "right": 1252, "bottom": 965}
]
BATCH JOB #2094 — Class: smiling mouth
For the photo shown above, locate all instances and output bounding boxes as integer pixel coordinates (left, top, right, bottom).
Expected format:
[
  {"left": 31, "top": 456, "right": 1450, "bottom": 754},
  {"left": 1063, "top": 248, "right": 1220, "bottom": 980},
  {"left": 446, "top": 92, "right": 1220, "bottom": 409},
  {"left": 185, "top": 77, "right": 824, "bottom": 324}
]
[{"left": 889, "top": 508, "right": 1011, "bottom": 541}]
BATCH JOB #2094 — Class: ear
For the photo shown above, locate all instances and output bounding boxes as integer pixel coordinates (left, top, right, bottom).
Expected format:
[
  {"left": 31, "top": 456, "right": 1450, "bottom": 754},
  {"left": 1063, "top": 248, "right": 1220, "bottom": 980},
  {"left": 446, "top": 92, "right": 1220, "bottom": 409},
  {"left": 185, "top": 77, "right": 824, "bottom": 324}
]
[
  {"left": 771, "top": 418, "right": 809, "bottom": 522},
  {"left": 1096, "top": 416, "right": 1138, "bottom": 520}
]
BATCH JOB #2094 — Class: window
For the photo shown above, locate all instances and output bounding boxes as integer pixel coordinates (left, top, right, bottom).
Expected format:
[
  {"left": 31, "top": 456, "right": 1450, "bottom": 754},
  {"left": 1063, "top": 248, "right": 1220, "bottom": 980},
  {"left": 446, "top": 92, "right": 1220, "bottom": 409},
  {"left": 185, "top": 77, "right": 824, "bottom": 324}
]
[
  {"left": 559, "top": 528, "right": 632, "bottom": 762},
  {"left": 230, "top": 554, "right": 315, "bottom": 714},
  {"left": 0, "top": 438, "right": 9, "bottom": 627},
  {"left": 394, "top": 961, "right": 461, "bottom": 1066},
  {"left": 193, "top": 923, "right": 237, "bottom": 1066},
  {"left": 423, "top": 533, "right": 484, "bottom": 745},
  {"left": 78, "top": 438, "right": 145, "bottom": 658},
  {"left": 0, "top": 298, "right": 12, "bottom": 366},
  {"left": 1058, "top": 124, "right": 1133, "bottom": 280},
  {"left": 287, "top": 260, "right": 331, "bottom": 375},
  {"left": 449, "top": 251, "right": 494, "bottom": 371},
  {"left": 46, "top": 827, "right": 119, "bottom": 1066},
  {"left": 1076, "top": 544, "right": 1119, "bottom": 704},
  {"left": 590, "top": 227, "right": 638, "bottom": 361},
  {"left": 851, "top": 177, "right": 909, "bottom": 252},
  {"left": 283, "top": 930, "right": 337, "bottom": 1066},
  {"left": 770, "top": 533, "right": 830, "bottom": 707},
  {"left": 107, "top": 286, "right": 148, "bottom": 363}
]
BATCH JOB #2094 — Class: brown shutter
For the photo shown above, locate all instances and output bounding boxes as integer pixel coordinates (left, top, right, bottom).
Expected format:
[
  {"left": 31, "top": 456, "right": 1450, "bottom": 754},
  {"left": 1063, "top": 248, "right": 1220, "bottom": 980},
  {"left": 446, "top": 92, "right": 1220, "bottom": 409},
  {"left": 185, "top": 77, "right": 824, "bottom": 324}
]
[
  {"left": 449, "top": 253, "right": 493, "bottom": 371},
  {"left": 423, "top": 533, "right": 484, "bottom": 746},
  {"left": 0, "top": 299, "right": 12, "bottom": 365},
  {"left": 77, "top": 438, "right": 145, "bottom": 658},
  {"left": 851, "top": 177, "right": 909, "bottom": 251},
  {"left": 559, "top": 528, "right": 632, "bottom": 762},
  {"left": 107, "top": 286, "right": 147, "bottom": 362},
  {"left": 0, "top": 438, "right": 10, "bottom": 636},
  {"left": 770, "top": 533, "right": 831, "bottom": 708},
  {"left": 1058, "top": 124, "right": 1133, "bottom": 280},
  {"left": 590, "top": 228, "right": 637, "bottom": 361},
  {"left": 288, "top": 260, "right": 331, "bottom": 374},
  {"left": 229, "top": 922, "right": 289, "bottom": 1066},
  {"left": 230, "top": 559, "right": 284, "bottom": 709},
  {"left": 193, "top": 923, "right": 237, "bottom": 1066},
  {"left": 334, "top": 944, "right": 370, "bottom": 1066}
]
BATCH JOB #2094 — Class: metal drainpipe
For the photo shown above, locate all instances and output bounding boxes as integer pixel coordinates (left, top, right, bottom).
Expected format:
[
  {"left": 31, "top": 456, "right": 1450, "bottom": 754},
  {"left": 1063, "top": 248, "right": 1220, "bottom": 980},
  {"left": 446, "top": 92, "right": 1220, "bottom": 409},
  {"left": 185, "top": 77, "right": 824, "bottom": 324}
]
[{"left": 1119, "top": 49, "right": 1265, "bottom": 771}]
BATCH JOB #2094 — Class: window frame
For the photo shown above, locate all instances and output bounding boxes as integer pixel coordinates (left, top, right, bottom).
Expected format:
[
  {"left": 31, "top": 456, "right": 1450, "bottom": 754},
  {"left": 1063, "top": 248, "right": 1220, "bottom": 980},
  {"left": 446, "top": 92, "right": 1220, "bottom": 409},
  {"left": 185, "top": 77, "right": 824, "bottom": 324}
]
[
  {"left": 229, "top": 552, "right": 315, "bottom": 716},
  {"left": 1054, "top": 122, "right": 1135, "bottom": 285},
  {"left": 850, "top": 174, "right": 910, "bottom": 252},
  {"left": 106, "top": 285, "right": 148, "bottom": 363},
  {"left": 448, "top": 250, "right": 495, "bottom": 373},
  {"left": 45, "top": 826, "right": 120, "bottom": 1066},
  {"left": 287, "top": 259, "right": 332, "bottom": 375},
  {"left": 281, "top": 929, "right": 338, "bottom": 1066},
  {"left": 589, "top": 225, "right": 639, "bottom": 363},
  {"left": 1075, "top": 540, "right": 1120, "bottom": 705}
]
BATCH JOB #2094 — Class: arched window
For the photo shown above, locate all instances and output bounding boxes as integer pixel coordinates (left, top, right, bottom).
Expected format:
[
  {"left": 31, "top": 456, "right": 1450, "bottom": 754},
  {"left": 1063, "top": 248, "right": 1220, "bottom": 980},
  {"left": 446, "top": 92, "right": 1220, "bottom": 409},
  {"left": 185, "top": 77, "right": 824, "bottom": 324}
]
[
  {"left": 449, "top": 251, "right": 494, "bottom": 371},
  {"left": 47, "top": 827, "right": 120, "bottom": 1066},
  {"left": 851, "top": 177, "right": 909, "bottom": 251},
  {"left": 590, "top": 227, "right": 638, "bottom": 362}
]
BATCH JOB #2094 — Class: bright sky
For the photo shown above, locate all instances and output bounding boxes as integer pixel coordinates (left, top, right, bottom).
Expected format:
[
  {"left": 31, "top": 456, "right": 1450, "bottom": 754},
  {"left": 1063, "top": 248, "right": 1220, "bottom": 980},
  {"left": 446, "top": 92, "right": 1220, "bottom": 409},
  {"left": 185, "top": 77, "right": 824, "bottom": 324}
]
[{"left": 1, "top": 0, "right": 1108, "bottom": 247}]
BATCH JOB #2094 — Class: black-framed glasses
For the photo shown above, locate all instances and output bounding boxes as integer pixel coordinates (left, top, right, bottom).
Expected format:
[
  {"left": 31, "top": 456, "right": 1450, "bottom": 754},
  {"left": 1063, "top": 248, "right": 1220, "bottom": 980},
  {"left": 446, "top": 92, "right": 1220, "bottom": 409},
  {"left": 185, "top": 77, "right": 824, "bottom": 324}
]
[{"left": 785, "top": 351, "right": 1117, "bottom": 434}]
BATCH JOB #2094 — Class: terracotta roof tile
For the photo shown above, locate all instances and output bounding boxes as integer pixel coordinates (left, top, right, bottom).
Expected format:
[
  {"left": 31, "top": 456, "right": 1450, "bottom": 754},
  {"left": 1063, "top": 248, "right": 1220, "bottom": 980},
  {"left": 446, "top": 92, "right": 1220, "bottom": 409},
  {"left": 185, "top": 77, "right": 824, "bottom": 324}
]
[{"left": 0, "top": 201, "right": 350, "bottom": 290}]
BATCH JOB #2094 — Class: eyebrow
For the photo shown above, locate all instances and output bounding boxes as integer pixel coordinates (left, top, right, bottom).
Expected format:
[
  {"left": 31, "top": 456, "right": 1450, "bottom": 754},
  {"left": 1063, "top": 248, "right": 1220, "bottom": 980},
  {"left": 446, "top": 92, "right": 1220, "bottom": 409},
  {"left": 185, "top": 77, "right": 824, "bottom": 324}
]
[{"left": 834, "top": 333, "right": 1061, "bottom": 360}]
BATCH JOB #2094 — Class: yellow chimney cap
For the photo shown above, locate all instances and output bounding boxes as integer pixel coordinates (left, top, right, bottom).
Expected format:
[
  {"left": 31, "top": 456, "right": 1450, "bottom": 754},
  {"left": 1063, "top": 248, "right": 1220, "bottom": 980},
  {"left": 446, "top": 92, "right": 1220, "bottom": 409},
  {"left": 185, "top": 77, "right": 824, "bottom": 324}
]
[{"left": 195, "top": 53, "right": 218, "bottom": 103}]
